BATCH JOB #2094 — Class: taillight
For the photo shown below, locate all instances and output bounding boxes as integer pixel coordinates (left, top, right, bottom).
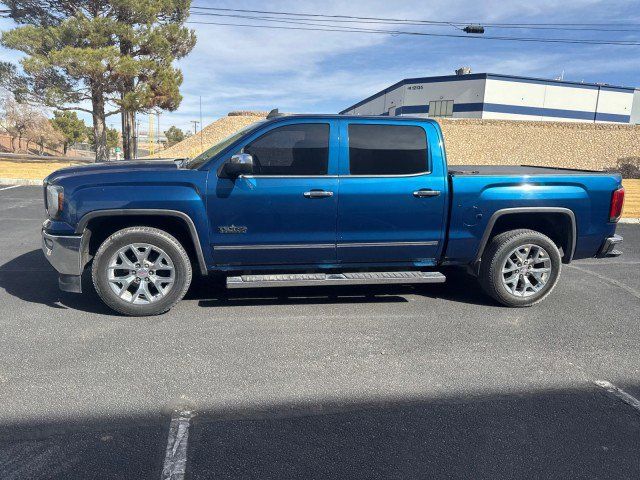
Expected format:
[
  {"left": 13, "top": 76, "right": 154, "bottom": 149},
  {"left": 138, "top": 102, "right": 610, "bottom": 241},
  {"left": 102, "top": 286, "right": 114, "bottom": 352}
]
[{"left": 609, "top": 187, "right": 625, "bottom": 223}]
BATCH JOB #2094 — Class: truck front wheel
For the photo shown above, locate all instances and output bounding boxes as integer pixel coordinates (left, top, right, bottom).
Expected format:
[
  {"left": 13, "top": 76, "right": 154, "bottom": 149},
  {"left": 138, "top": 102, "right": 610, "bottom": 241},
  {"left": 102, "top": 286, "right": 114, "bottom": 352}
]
[
  {"left": 92, "top": 226, "right": 192, "bottom": 316},
  {"left": 479, "top": 229, "right": 562, "bottom": 307}
]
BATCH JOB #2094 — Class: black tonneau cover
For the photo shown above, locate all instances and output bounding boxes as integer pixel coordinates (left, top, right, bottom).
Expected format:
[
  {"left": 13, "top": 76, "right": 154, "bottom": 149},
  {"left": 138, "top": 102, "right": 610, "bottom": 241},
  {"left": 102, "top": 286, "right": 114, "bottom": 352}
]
[{"left": 448, "top": 164, "right": 606, "bottom": 176}]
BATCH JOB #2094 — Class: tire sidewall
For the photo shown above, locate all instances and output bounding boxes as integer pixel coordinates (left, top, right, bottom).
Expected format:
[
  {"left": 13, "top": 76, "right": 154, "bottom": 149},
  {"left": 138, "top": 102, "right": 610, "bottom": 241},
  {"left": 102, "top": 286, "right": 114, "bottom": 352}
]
[
  {"left": 485, "top": 232, "right": 562, "bottom": 307},
  {"left": 93, "top": 229, "right": 191, "bottom": 316}
]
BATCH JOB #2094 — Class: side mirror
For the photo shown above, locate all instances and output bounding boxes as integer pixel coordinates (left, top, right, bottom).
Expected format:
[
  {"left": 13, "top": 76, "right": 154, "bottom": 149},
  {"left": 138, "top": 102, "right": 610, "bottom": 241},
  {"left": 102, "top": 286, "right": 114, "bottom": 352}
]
[{"left": 220, "top": 153, "right": 254, "bottom": 178}]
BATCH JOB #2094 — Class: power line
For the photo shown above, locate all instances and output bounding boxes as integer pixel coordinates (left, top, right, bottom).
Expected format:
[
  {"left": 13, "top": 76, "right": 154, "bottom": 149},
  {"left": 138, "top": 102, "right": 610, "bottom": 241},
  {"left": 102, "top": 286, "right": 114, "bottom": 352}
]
[
  {"left": 188, "top": 6, "right": 640, "bottom": 45},
  {"left": 189, "top": 8, "right": 640, "bottom": 33},
  {"left": 191, "top": 10, "right": 466, "bottom": 32},
  {"left": 190, "top": 6, "right": 640, "bottom": 29},
  {"left": 186, "top": 20, "right": 640, "bottom": 46},
  {"left": 192, "top": 7, "right": 640, "bottom": 33}
]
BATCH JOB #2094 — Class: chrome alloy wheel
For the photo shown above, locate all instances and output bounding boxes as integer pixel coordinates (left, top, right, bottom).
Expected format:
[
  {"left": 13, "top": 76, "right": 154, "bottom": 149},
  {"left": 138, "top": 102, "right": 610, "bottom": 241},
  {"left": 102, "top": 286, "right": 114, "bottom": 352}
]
[
  {"left": 501, "top": 244, "right": 552, "bottom": 297},
  {"left": 107, "top": 243, "right": 175, "bottom": 304}
]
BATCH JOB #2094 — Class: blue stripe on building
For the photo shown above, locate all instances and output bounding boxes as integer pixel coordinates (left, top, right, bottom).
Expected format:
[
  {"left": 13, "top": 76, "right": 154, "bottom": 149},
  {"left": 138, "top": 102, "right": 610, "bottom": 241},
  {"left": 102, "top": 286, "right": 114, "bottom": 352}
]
[
  {"left": 452, "top": 103, "right": 484, "bottom": 113},
  {"left": 391, "top": 103, "right": 630, "bottom": 123},
  {"left": 482, "top": 103, "right": 593, "bottom": 120},
  {"left": 395, "top": 105, "right": 429, "bottom": 115},
  {"left": 482, "top": 103, "right": 629, "bottom": 122},
  {"left": 395, "top": 103, "right": 482, "bottom": 115},
  {"left": 595, "top": 112, "right": 631, "bottom": 122}
]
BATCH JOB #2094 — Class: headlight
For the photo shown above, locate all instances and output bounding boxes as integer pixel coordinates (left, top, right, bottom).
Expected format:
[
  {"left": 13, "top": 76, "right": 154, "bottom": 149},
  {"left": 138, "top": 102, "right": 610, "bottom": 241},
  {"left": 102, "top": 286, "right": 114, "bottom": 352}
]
[{"left": 46, "top": 185, "right": 64, "bottom": 218}]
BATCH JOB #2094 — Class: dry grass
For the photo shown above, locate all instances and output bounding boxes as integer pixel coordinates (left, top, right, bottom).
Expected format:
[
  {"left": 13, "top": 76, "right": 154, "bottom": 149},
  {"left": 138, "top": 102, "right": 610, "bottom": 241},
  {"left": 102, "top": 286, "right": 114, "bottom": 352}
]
[
  {"left": 622, "top": 179, "right": 640, "bottom": 218},
  {"left": 0, "top": 160, "right": 81, "bottom": 180}
]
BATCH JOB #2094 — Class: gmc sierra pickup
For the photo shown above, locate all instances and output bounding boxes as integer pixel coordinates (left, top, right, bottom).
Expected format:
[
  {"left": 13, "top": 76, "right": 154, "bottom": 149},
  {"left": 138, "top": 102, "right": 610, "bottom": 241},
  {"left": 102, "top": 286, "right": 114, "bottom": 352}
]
[{"left": 42, "top": 114, "right": 625, "bottom": 316}]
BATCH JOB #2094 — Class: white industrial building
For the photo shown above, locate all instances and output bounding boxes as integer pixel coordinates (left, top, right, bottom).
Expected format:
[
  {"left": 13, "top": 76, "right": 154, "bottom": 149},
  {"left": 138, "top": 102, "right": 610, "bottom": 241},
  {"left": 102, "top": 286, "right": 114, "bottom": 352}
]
[{"left": 340, "top": 72, "right": 640, "bottom": 124}]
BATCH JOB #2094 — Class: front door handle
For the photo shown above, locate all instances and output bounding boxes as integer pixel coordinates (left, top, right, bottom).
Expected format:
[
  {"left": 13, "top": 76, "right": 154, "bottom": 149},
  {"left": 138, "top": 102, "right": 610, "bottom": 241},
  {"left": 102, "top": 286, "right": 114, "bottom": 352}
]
[
  {"left": 304, "top": 190, "right": 334, "bottom": 199},
  {"left": 413, "top": 189, "right": 441, "bottom": 198}
]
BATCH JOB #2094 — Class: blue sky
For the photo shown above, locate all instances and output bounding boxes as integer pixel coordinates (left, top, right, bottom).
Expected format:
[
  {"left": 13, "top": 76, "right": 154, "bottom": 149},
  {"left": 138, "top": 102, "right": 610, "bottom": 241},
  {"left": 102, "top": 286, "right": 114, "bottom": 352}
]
[{"left": 1, "top": 0, "right": 639, "bottom": 134}]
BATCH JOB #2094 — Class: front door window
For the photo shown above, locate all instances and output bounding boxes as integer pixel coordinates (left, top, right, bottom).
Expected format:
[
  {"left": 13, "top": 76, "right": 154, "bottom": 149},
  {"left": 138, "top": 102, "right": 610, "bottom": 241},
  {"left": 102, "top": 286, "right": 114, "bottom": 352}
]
[{"left": 244, "top": 124, "right": 329, "bottom": 176}]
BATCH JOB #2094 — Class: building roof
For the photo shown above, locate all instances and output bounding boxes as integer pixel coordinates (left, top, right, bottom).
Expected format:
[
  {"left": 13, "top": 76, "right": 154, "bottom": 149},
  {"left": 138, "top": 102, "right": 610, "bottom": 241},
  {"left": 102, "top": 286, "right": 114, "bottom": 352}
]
[
  {"left": 339, "top": 73, "right": 637, "bottom": 114},
  {"left": 264, "top": 114, "right": 441, "bottom": 124}
]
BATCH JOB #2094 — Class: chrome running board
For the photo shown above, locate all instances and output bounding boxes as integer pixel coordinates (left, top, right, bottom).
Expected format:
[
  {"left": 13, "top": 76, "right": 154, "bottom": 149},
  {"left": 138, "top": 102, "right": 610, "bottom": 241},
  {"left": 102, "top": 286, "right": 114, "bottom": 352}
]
[{"left": 226, "top": 271, "right": 446, "bottom": 289}]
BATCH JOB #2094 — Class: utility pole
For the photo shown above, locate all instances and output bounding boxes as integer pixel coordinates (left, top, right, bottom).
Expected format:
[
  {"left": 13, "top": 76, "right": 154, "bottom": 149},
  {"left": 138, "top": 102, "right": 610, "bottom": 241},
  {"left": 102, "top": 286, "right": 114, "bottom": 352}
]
[
  {"left": 199, "top": 96, "right": 203, "bottom": 154},
  {"left": 157, "top": 111, "right": 161, "bottom": 152},
  {"left": 134, "top": 120, "right": 141, "bottom": 159},
  {"left": 190, "top": 120, "right": 200, "bottom": 135},
  {"left": 148, "top": 112, "right": 156, "bottom": 156}
]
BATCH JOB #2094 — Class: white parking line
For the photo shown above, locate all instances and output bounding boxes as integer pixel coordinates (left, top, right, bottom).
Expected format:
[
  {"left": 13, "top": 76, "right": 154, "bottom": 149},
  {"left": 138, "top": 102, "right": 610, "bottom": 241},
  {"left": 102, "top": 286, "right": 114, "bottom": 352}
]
[
  {"left": 161, "top": 410, "right": 195, "bottom": 480},
  {"left": 594, "top": 380, "right": 640, "bottom": 412},
  {"left": 568, "top": 265, "right": 640, "bottom": 300},
  {"left": 0, "top": 185, "right": 20, "bottom": 191}
]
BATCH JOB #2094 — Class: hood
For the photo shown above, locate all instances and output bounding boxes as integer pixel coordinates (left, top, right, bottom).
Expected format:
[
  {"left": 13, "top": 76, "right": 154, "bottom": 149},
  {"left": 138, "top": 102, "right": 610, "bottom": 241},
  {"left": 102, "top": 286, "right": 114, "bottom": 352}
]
[{"left": 45, "top": 160, "right": 179, "bottom": 184}]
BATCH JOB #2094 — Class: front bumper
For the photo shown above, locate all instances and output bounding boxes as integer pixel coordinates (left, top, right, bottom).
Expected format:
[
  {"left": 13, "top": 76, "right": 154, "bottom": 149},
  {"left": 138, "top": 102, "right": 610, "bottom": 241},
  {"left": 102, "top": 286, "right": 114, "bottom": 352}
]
[
  {"left": 42, "top": 228, "right": 85, "bottom": 292},
  {"left": 597, "top": 234, "right": 623, "bottom": 258}
]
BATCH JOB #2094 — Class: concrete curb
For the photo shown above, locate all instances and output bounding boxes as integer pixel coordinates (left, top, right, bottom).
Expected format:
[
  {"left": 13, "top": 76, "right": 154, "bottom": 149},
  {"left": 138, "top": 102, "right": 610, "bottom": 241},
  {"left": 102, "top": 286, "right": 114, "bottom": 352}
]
[
  {"left": 0, "top": 154, "right": 92, "bottom": 164},
  {"left": 0, "top": 177, "right": 43, "bottom": 186},
  {"left": 619, "top": 218, "right": 640, "bottom": 224}
]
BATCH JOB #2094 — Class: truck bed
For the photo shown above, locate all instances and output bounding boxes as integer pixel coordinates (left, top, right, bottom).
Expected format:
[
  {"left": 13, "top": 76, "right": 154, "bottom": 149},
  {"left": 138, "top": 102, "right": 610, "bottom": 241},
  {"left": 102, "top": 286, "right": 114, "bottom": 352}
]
[{"left": 448, "top": 165, "right": 609, "bottom": 176}]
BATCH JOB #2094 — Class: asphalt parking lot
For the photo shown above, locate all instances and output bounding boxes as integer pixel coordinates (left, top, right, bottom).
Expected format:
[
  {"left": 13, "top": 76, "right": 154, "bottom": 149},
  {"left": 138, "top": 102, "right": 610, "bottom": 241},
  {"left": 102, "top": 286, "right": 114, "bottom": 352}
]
[{"left": 0, "top": 185, "right": 639, "bottom": 479}]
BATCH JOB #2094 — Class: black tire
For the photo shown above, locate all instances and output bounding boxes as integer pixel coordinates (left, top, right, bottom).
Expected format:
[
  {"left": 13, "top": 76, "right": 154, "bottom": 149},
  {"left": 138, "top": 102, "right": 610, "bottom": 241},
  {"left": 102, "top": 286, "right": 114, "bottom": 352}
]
[
  {"left": 92, "top": 226, "right": 192, "bottom": 316},
  {"left": 478, "top": 229, "right": 562, "bottom": 307}
]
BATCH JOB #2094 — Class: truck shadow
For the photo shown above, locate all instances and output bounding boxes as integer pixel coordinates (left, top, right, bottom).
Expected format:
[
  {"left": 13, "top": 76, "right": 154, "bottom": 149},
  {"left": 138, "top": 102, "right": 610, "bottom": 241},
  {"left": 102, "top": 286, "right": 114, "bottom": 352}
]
[
  {"left": 0, "top": 249, "right": 113, "bottom": 315},
  {"left": 0, "top": 384, "right": 639, "bottom": 479},
  {"left": 0, "top": 250, "right": 496, "bottom": 315}
]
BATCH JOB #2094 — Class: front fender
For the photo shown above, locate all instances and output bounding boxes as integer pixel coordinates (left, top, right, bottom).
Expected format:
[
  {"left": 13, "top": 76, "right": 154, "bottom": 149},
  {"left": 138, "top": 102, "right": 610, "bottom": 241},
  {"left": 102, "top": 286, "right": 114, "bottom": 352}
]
[{"left": 63, "top": 170, "right": 211, "bottom": 273}]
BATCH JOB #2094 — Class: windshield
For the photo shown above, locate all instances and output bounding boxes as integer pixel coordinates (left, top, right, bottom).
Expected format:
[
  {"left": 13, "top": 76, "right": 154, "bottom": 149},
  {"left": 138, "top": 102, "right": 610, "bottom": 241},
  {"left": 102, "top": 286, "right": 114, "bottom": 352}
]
[{"left": 184, "top": 120, "right": 268, "bottom": 169}]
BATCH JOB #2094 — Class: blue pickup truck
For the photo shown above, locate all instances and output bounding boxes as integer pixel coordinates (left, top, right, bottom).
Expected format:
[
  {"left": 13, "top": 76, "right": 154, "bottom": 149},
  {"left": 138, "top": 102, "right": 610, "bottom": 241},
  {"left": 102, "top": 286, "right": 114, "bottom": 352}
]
[{"left": 41, "top": 114, "right": 625, "bottom": 315}]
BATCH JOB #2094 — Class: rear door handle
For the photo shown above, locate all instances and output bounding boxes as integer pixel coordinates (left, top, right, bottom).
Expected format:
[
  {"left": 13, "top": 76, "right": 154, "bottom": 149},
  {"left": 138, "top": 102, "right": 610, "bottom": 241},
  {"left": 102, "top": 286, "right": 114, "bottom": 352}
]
[
  {"left": 413, "top": 189, "right": 441, "bottom": 198},
  {"left": 304, "top": 190, "right": 334, "bottom": 198}
]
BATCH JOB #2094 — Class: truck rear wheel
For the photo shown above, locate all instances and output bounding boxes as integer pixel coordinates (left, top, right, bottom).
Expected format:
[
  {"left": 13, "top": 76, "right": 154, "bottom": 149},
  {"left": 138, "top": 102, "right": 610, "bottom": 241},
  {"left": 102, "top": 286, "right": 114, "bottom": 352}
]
[
  {"left": 92, "top": 226, "right": 192, "bottom": 316},
  {"left": 479, "top": 229, "right": 561, "bottom": 307}
]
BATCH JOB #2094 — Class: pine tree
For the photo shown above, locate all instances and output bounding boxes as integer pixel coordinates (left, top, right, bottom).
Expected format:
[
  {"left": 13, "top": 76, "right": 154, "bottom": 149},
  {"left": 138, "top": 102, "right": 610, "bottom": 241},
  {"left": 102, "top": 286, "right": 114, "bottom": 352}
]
[
  {"left": 111, "top": 1, "right": 195, "bottom": 159},
  {"left": 1, "top": 1, "right": 195, "bottom": 161},
  {"left": 164, "top": 125, "right": 185, "bottom": 147},
  {"left": 51, "top": 110, "right": 86, "bottom": 154},
  {"left": 86, "top": 124, "right": 119, "bottom": 154}
]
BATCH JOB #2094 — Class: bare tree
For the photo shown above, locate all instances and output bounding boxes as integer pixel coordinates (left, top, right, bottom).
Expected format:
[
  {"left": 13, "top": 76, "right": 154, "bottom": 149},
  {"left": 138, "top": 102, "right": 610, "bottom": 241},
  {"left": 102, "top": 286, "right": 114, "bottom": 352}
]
[
  {"left": 27, "top": 115, "right": 64, "bottom": 154},
  {"left": 0, "top": 93, "right": 62, "bottom": 154},
  {"left": 0, "top": 94, "right": 39, "bottom": 152}
]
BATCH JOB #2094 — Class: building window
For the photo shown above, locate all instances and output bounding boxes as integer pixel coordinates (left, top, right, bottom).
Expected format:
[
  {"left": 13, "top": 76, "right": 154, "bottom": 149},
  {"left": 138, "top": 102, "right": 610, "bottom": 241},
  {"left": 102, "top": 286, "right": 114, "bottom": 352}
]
[
  {"left": 243, "top": 123, "right": 329, "bottom": 176},
  {"left": 428, "top": 100, "right": 454, "bottom": 118},
  {"left": 348, "top": 124, "right": 428, "bottom": 175}
]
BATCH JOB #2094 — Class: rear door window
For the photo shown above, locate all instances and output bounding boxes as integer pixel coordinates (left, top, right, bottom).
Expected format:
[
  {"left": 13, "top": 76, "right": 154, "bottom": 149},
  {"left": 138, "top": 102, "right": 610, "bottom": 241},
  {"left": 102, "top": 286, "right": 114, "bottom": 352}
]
[{"left": 348, "top": 124, "right": 428, "bottom": 175}]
